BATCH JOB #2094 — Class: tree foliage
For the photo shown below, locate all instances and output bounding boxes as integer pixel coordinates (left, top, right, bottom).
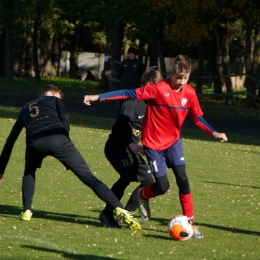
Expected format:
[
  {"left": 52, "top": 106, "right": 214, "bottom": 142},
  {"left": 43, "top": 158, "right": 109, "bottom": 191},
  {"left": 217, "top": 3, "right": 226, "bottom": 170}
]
[{"left": 0, "top": 0, "right": 259, "bottom": 107}]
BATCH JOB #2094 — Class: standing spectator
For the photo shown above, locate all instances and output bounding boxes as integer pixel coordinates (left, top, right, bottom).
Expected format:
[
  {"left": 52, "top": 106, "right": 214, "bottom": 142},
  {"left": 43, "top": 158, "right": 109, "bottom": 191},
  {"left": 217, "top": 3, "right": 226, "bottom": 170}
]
[
  {"left": 118, "top": 47, "right": 146, "bottom": 89},
  {"left": 0, "top": 85, "right": 141, "bottom": 231},
  {"left": 83, "top": 54, "right": 228, "bottom": 238}
]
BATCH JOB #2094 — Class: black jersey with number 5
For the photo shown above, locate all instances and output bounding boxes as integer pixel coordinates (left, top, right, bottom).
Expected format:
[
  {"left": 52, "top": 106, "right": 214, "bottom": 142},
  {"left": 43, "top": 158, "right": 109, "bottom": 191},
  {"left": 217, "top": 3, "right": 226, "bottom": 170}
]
[
  {"left": 0, "top": 96, "right": 69, "bottom": 173},
  {"left": 22, "top": 96, "right": 69, "bottom": 139}
]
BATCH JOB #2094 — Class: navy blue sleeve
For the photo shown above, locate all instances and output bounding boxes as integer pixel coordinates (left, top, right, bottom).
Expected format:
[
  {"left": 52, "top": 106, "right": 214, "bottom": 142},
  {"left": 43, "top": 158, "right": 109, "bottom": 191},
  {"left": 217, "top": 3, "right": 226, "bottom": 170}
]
[
  {"left": 194, "top": 116, "right": 216, "bottom": 135},
  {"left": 99, "top": 89, "right": 137, "bottom": 101}
]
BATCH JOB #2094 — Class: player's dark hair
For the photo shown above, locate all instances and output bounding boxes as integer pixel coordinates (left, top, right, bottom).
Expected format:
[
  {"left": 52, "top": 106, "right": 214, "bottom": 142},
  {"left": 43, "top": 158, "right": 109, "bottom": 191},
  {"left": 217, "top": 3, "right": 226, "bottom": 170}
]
[
  {"left": 172, "top": 55, "right": 191, "bottom": 76},
  {"left": 141, "top": 67, "right": 163, "bottom": 86},
  {"left": 38, "top": 85, "right": 63, "bottom": 99}
]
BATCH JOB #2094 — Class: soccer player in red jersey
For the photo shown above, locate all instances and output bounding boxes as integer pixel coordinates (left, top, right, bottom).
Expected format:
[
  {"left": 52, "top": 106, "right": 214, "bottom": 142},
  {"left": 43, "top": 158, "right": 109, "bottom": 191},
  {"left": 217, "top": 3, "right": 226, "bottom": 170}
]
[
  {"left": 83, "top": 55, "right": 228, "bottom": 238},
  {"left": 99, "top": 67, "right": 162, "bottom": 228}
]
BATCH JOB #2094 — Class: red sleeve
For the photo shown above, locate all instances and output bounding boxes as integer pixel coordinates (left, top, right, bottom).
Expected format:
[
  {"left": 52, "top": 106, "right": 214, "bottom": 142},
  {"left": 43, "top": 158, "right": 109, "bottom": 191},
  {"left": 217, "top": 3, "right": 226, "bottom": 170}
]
[{"left": 135, "top": 83, "right": 158, "bottom": 100}]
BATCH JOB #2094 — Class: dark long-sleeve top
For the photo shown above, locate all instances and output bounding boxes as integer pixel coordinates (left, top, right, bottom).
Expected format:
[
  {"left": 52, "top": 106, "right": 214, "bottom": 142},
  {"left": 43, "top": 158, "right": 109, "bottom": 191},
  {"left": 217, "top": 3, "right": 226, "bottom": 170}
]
[
  {"left": 118, "top": 58, "right": 146, "bottom": 89},
  {"left": 0, "top": 96, "right": 69, "bottom": 174},
  {"left": 108, "top": 99, "right": 147, "bottom": 146}
]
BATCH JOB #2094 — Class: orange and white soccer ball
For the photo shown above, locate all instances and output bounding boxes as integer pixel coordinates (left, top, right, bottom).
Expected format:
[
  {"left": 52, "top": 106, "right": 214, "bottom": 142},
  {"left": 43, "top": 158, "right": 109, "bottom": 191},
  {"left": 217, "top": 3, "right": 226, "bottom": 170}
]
[{"left": 168, "top": 215, "right": 193, "bottom": 241}]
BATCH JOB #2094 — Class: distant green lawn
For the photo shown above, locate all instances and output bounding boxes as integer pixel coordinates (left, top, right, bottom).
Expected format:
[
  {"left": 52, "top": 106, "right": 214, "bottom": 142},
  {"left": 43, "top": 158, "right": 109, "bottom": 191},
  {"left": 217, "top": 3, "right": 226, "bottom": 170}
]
[
  {"left": 0, "top": 100, "right": 259, "bottom": 260},
  {"left": 0, "top": 77, "right": 99, "bottom": 105}
]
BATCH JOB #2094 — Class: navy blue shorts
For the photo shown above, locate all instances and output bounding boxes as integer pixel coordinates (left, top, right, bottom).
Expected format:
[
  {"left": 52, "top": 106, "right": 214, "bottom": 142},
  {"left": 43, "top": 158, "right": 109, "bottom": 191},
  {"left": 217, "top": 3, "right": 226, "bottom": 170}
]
[{"left": 144, "top": 138, "right": 185, "bottom": 178}]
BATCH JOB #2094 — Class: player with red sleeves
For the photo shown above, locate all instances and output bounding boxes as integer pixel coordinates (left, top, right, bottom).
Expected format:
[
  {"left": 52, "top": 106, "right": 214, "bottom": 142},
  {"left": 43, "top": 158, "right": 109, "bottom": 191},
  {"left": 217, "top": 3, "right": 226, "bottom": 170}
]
[{"left": 83, "top": 55, "right": 228, "bottom": 238}]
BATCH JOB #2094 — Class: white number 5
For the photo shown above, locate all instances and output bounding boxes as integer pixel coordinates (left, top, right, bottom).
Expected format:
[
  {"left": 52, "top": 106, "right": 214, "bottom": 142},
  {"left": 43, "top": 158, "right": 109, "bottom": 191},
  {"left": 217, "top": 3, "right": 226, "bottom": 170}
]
[{"left": 29, "top": 102, "right": 40, "bottom": 118}]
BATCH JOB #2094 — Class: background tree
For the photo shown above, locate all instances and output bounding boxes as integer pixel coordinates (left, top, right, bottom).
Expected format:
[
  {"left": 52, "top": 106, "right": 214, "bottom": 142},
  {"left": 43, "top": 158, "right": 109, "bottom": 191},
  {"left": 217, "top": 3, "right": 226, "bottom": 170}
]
[
  {"left": 0, "top": 0, "right": 259, "bottom": 109},
  {"left": 243, "top": 2, "right": 260, "bottom": 107},
  {"left": 87, "top": 0, "right": 122, "bottom": 89},
  {"left": 0, "top": 26, "right": 5, "bottom": 76},
  {"left": 1, "top": 0, "right": 14, "bottom": 81}
]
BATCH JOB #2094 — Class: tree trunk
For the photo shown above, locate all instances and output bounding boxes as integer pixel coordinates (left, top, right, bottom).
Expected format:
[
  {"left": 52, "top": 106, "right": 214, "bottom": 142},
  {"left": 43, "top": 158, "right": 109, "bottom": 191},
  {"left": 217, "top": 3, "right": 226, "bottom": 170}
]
[
  {"left": 2, "top": 0, "right": 14, "bottom": 81},
  {"left": 0, "top": 28, "right": 6, "bottom": 76},
  {"left": 197, "top": 41, "right": 205, "bottom": 94},
  {"left": 52, "top": 33, "right": 62, "bottom": 76},
  {"left": 69, "top": 34, "right": 79, "bottom": 79},
  {"left": 148, "top": 29, "right": 158, "bottom": 68},
  {"left": 99, "top": 28, "right": 113, "bottom": 90},
  {"left": 208, "top": 29, "right": 222, "bottom": 94},
  {"left": 13, "top": 29, "right": 26, "bottom": 77},
  {"left": 157, "top": 14, "right": 166, "bottom": 77},
  {"left": 244, "top": 18, "right": 255, "bottom": 107},
  {"left": 219, "top": 23, "right": 233, "bottom": 105},
  {"left": 137, "top": 38, "right": 146, "bottom": 65},
  {"left": 252, "top": 16, "right": 260, "bottom": 102},
  {"left": 24, "top": 25, "right": 34, "bottom": 77},
  {"left": 40, "top": 27, "right": 52, "bottom": 77},
  {"left": 111, "top": 24, "right": 124, "bottom": 90},
  {"left": 32, "top": 2, "right": 42, "bottom": 83}
]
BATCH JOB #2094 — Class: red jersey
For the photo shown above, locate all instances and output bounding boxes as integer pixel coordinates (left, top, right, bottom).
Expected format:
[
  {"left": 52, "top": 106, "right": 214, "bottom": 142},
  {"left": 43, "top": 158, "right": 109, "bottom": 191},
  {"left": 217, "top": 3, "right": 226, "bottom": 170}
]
[
  {"left": 99, "top": 78, "right": 216, "bottom": 150},
  {"left": 136, "top": 78, "right": 213, "bottom": 150}
]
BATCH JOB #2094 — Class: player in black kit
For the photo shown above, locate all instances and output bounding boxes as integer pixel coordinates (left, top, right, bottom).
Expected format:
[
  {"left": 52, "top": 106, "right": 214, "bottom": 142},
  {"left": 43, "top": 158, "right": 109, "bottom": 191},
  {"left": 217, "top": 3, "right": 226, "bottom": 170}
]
[
  {"left": 99, "top": 68, "right": 163, "bottom": 228},
  {"left": 0, "top": 85, "right": 141, "bottom": 230}
]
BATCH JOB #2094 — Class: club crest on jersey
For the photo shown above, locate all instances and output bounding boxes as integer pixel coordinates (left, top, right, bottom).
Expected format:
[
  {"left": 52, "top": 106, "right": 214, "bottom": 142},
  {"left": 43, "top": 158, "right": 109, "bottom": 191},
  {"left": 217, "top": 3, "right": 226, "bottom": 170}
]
[
  {"left": 164, "top": 93, "right": 170, "bottom": 97},
  {"left": 181, "top": 98, "right": 188, "bottom": 106}
]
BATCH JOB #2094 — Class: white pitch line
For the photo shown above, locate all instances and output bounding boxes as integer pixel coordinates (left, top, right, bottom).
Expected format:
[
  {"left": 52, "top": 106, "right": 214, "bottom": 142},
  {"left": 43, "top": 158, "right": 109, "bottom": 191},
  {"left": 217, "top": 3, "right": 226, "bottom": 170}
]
[{"left": 1, "top": 235, "right": 86, "bottom": 256}]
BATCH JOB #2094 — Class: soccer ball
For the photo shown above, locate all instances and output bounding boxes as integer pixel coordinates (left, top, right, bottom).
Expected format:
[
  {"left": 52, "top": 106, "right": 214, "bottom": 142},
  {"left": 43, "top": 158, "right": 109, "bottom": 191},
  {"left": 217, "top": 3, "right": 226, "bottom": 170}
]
[{"left": 168, "top": 215, "right": 193, "bottom": 241}]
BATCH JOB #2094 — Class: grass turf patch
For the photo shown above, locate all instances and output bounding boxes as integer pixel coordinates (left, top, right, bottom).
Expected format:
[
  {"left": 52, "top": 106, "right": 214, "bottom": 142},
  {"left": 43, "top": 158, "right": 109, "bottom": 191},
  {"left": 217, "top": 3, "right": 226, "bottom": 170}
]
[{"left": 0, "top": 109, "right": 259, "bottom": 260}]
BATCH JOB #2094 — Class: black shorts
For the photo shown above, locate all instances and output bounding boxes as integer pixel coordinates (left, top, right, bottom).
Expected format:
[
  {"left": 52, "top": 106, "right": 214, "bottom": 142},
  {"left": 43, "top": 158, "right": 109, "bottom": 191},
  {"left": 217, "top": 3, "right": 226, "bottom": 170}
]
[
  {"left": 104, "top": 139, "right": 151, "bottom": 182},
  {"left": 25, "top": 134, "right": 85, "bottom": 170}
]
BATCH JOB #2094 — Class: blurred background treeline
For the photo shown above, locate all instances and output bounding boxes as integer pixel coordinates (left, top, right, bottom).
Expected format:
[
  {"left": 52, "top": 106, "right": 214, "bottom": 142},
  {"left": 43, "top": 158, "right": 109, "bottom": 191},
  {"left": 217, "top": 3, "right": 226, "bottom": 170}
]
[{"left": 0, "top": 0, "right": 259, "bottom": 107}]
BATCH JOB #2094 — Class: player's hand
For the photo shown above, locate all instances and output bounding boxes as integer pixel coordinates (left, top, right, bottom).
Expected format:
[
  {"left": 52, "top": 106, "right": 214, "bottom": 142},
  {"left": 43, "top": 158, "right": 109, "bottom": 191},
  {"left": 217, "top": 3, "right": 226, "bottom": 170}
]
[
  {"left": 83, "top": 95, "right": 99, "bottom": 105},
  {"left": 129, "top": 143, "right": 145, "bottom": 156},
  {"left": 213, "top": 132, "right": 228, "bottom": 142},
  {"left": 0, "top": 174, "right": 3, "bottom": 183}
]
